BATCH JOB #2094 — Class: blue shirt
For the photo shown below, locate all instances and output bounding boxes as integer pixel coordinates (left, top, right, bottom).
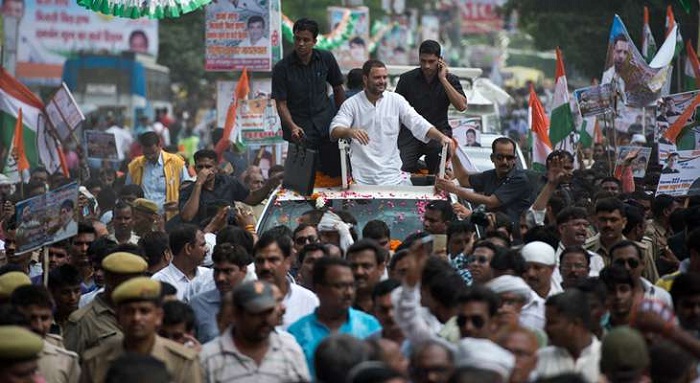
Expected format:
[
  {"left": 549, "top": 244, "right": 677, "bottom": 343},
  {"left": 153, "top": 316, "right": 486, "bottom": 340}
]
[
  {"left": 126, "top": 152, "right": 190, "bottom": 212},
  {"left": 287, "top": 308, "right": 381, "bottom": 378},
  {"left": 189, "top": 288, "right": 221, "bottom": 344}
]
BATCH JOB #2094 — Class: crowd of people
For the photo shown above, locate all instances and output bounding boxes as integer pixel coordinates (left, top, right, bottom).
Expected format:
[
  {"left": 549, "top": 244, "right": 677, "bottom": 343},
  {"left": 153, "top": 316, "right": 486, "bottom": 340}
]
[{"left": 0, "top": 16, "right": 698, "bottom": 383}]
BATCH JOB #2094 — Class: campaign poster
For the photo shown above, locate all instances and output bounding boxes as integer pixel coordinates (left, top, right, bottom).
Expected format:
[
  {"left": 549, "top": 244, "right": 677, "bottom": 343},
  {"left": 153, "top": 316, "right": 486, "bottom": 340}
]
[
  {"left": 237, "top": 97, "right": 283, "bottom": 144},
  {"left": 16, "top": 0, "right": 158, "bottom": 86},
  {"left": 655, "top": 91, "right": 700, "bottom": 162},
  {"left": 455, "top": 0, "right": 505, "bottom": 35},
  {"left": 46, "top": 83, "right": 84, "bottom": 141},
  {"left": 328, "top": 6, "right": 370, "bottom": 71},
  {"left": 85, "top": 131, "right": 118, "bottom": 160},
  {"left": 574, "top": 84, "right": 615, "bottom": 118},
  {"left": 216, "top": 79, "right": 272, "bottom": 129},
  {"left": 600, "top": 15, "right": 674, "bottom": 108},
  {"left": 450, "top": 117, "right": 482, "bottom": 147},
  {"left": 205, "top": 0, "right": 280, "bottom": 72},
  {"left": 656, "top": 150, "right": 700, "bottom": 196},
  {"left": 614, "top": 105, "right": 652, "bottom": 134},
  {"left": 614, "top": 146, "right": 652, "bottom": 179},
  {"left": 15, "top": 182, "right": 78, "bottom": 254}
]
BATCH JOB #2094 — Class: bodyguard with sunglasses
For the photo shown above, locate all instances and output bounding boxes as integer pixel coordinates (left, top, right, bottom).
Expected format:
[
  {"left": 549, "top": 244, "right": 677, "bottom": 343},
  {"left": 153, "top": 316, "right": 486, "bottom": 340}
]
[
  {"left": 436, "top": 137, "right": 533, "bottom": 241},
  {"left": 610, "top": 240, "right": 673, "bottom": 308}
]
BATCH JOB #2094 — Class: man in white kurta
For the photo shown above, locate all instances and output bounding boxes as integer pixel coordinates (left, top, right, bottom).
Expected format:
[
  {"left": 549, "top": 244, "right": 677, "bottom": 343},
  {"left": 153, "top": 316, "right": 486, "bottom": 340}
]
[{"left": 330, "top": 59, "right": 451, "bottom": 185}]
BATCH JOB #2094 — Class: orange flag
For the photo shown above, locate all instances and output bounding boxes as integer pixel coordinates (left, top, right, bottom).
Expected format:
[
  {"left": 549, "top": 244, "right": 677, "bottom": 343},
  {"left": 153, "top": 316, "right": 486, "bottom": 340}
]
[
  {"left": 663, "top": 93, "right": 700, "bottom": 143},
  {"left": 215, "top": 68, "right": 250, "bottom": 158},
  {"left": 12, "top": 108, "right": 29, "bottom": 172}
]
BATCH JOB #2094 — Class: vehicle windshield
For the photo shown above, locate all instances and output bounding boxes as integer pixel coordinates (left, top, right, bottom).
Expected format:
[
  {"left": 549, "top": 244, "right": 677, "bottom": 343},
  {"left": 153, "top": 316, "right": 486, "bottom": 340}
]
[{"left": 258, "top": 196, "right": 435, "bottom": 240}]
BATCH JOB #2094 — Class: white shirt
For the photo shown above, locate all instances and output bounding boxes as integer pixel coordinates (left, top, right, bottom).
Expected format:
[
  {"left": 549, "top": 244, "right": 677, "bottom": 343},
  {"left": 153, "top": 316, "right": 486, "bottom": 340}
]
[
  {"left": 641, "top": 277, "right": 674, "bottom": 308},
  {"left": 537, "top": 336, "right": 601, "bottom": 382},
  {"left": 520, "top": 290, "right": 546, "bottom": 331},
  {"left": 281, "top": 283, "right": 319, "bottom": 330},
  {"left": 239, "top": 36, "right": 269, "bottom": 48},
  {"left": 330, "top": 91, "right": 432, "bottom": 185},
  {"left": 151, "top": 263, "right": 216, "bottom": 302},
  {"left": 79, "top": 287, "right": 103, "bottom": 308}
]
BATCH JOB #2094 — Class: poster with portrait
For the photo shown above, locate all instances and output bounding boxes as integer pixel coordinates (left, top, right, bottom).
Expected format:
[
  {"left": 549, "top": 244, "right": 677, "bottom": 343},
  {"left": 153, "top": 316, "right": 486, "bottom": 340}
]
[
  {"left": 574, "top": 84, "right": 615, "bottom": 118},
  {"left": 205, "top": 0, "right": 281, "bottom": 71},
  {"left": 16, "top": 0, "right": 158, "bottom": 86},
  {"left": 45, "top": 83, "right": 84, "bottom": 142},
  {"left": 614, "top": 105, "right": 653, "bottom": 134},
  {"left": 614, "top": 146, "right": 652, "bottom": 179},
  {"left": 15, "top": 182, "right": 79, "bottom": 254},
  {"left": 449, "top": 117, "right": 482, "bottom": 147},
  {"left": 656, "top": 150, "right": 700, "bottom": 196},
  {"left": 328, "top": 6, "right": 370, "bottom": 71},
  {"left": 600, "top": 14, "right": 675, "bottom": 108},
  {"left": 84, "top": 131, "right": 118, "bottom": 160},
  {"left": 655, "top": 91, "right": 700, "bottom": 163},
  {"left": 216, "top": 79, "right": 272, "bottom": 128}
]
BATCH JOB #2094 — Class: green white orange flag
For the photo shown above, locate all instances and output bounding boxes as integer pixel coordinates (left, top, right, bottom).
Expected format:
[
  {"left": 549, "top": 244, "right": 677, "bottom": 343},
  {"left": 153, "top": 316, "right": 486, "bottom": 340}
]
[
  {"left": 0, "top": 68, "right": 44, "bottom": 180},
  {"left": 215, "top": 68, "right": 250, "bottom": 158},
  {"left": 549, "top": 48, "right": 575, "bottom": 151},
  {"left": 642, "top": 6, "right": 657, "bottom": 63},
  {"left": 529, "top": 84, "right": 552, "bottom": 172},
  {"left": 11, "top": 108, "right": 29, "bottom": 172},
  {"left": 666, "top": 5, "right": 683, "bottom": 58}
]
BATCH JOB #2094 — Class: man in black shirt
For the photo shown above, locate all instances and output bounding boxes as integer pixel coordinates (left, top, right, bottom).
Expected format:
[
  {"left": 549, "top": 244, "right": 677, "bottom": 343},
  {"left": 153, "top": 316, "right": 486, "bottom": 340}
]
[
  {"left": 395, "top": 40, "right": 467, "bottom": 173},
  {"left": 272, "top": 18, "right": 346, "bottom": 176},
  {"left": 179, "top": 149, "right": 280, "bottom": 225},
  {"left": 435, "top": 137, "right": 532, "bottom": 235}
]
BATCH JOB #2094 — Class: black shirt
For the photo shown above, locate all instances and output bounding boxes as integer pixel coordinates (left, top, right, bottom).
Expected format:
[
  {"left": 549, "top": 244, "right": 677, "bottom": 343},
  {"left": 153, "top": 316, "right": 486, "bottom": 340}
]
[
  {"left": 394, "top": 68, "right": 465, "bottom": 133},
  {"left": 469, "top": 168, "right": 533, "bottom": 226},
  {"left": 178, "top": 174, "right": 249, "bottom": 225},
  {"left": 271, "top": 49, "right": 344, "bottom": 147}
]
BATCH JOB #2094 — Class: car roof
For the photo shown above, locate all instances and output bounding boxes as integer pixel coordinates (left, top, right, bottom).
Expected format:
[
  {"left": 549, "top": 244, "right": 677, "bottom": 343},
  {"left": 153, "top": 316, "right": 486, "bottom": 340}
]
[{"left": 274, "top": 184, "right": 445, "bottom": 201}]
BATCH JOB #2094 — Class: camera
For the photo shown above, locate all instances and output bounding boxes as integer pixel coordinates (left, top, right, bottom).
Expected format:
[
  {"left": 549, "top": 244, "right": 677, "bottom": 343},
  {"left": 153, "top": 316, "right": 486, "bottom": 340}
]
[{"left": 469, "top": 204, "right": 489, "bottom": 227}]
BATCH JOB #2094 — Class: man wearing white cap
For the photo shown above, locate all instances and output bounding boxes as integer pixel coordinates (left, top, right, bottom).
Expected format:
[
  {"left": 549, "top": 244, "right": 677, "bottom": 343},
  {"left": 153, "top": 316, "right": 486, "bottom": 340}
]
[
  {"left": 487, "top": 275, "right": 545, "bottom": 332},
  {"left": 522, "top": 241, "right": 561, "bottom": 299},
  {"left": 456, "top": 338, "right": 515, "bottom": 382}
]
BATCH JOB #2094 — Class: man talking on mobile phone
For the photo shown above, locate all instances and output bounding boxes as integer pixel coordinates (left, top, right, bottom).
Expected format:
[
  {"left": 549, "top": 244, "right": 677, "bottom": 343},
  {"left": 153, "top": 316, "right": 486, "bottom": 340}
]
[{"left": 395, "top": 40, "right": 467, "bottom": 174}]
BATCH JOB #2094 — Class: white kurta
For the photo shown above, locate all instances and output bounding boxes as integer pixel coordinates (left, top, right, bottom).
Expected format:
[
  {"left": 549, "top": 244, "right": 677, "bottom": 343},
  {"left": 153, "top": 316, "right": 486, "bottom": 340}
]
[{"left": 331, "top": 91, "right": 432, "bottom": 185}]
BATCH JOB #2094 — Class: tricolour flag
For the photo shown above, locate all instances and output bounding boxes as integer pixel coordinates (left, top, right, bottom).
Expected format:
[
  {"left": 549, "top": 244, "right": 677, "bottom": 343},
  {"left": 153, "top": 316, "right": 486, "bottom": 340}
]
[
  {"left": 528, "top": 84, "right": 552, "bottom": 172},
  {"left": 666, "top": 5, "right": 684, "bottom": 58},
  {"left": 0, "top": 68, "right": 44, "bottom": 179},
  {"left": 215, "top": 68, "right": 250, "bottom": 158},
  {"left": 549, "top": 48, "right": 575, "bottom": 151},
  {"left": 684, "top": 39, "right": 700, "bottom": 90},
  {"left": 642, "top": 6, "right": 657, "bottom": 63}
]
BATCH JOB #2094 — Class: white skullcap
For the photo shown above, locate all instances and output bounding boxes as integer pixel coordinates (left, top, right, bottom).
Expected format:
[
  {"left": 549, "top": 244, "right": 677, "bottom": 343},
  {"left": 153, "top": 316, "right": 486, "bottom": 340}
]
[
  {"left": 521, "top": 241, "right": 556, "bottom": 266},
  {"left": 456, "top": 338, "right": 515, "bottom": 381},
  {"left": 487, "top": 275, "right": 532, "bottom": 302},
  {"left": 318, "top": 210, "right": 354, "bottom": 253}
]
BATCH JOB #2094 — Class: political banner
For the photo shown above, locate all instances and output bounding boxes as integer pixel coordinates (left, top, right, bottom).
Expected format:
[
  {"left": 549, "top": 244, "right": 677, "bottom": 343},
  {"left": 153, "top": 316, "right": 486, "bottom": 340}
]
[
  {"left": 237, "top": 98, "right": 283, "bottom": 144},
  {"left": 615, "top": 146, "right": 652, "bottom": 179},
  {"left": 45, "top": 83, "right": 84, "bottom": 142},
  {"left": 601, "top": 14, "right": 674, "bottom": 108},
  {"left": 85, "top": 131, "right": 118, "bottom": 160},
  {"left": 16, "top": 0, "right": 158, "bottom": 86},
  {"left": 656, "top": 91, "right": 700, "bottom": 161},
  {"left": 656, "top": 150, "right": 700, "bottom": 196},
  {"left": 15, "top": 182, "right": 79, "bottom": 254},
  {"left": 450, "top": 117, "right": 482, "bottom": 147},
  {"left": 456, "top": 0, "right": 505, "bottom": 35},
  {"left": 216, "top": 79, "right": 272, "bottom": 128},
  {"left": 328, "top": 6, "right": 370, "bottom": 71},
  {"left": 574, "top": 84, "right": 615, "bottom": 118},
  {"left": 205, "top": 0, "right": 282, "bottom": 72},
  {"left": 613, "top": 105, "right": 653, "bottom": 134}
]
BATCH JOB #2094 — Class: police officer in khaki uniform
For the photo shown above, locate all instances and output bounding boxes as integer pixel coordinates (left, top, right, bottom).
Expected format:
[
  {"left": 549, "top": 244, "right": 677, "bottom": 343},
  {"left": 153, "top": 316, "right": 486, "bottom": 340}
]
[
  {"left": 0, "top": 271, "right": 31, "bottom": 303},
  {"left": 63, "top": 252, "right": 148, "bottom": 355},
  {"left": 80, "top": 277, "right": 203, "bottom": 383},
  {"left": 11, "top": 284, "right": 81, "bottom": 383},
  {"left": 0, "top": 326, "right": 44, "bottom": 382}
]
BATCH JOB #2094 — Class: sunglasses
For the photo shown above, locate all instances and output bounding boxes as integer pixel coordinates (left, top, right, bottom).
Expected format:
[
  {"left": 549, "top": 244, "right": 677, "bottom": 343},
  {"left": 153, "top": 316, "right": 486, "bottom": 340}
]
[
  {"left": 295, "top": 235, "right": 318, "bottom": 246},
  {"left": 613, "top": 258, "right": 640, "bottom": 269},
  {"left": 456, "top": 314, "right": 485, "bottom": 329}
]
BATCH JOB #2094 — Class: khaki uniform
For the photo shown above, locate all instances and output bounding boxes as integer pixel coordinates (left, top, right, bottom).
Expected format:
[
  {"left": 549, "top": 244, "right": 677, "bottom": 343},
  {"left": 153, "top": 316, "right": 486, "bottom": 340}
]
[
  {"left": 63, "top": 293, "right": 120, "bottom": 356},
  {"left": 585, "top": 233, "right": 659, "bottom": 282},
  {"left": 39, "top": 339, "right": 81, "bottom": 383},
  {"left": 80, "top": 335, "right": 203, "bottom": 383},
  {"left": 45, "top": 333, "right": 66, "bottom": 348}
]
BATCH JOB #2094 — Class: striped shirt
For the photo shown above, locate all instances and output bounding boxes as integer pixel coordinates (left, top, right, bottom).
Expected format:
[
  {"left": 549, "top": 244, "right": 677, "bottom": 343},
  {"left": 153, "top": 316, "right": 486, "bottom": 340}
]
[{"left": 200, "top": 327, "right": 310, "bottom": 383}]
